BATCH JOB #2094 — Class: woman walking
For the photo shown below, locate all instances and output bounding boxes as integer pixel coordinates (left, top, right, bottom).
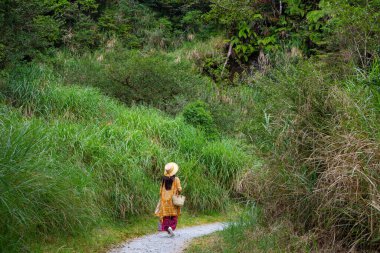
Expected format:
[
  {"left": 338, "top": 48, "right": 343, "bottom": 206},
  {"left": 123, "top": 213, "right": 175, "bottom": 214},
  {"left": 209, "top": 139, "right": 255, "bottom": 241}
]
[{"left": 155, "top": 162, "right": 182, "bottom": 237}]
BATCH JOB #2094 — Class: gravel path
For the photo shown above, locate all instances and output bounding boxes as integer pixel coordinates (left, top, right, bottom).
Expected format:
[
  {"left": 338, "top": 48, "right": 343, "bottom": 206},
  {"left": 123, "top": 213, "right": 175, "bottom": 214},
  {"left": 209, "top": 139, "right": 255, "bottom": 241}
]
[{"left": 108, "top": 222, "right": 227, "bottom": 253}]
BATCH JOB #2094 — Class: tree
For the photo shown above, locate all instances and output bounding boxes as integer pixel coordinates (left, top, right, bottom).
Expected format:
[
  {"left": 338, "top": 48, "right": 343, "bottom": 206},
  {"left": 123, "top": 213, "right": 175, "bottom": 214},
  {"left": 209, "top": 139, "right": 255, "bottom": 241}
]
[
  {"left": 318, "top": 0, "right": 380, "bottom": 68},
  {"left": 0, "top": 0, "right": 60, "bottom": 65}
]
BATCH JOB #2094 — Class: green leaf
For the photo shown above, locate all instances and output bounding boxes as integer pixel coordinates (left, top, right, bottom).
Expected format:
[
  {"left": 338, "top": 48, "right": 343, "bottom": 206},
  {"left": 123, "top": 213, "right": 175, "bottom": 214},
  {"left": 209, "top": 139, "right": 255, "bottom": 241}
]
[
  {"left": 252, "top": 13, "right": 263, "bottom": 20},
  {"left": 306, "top": 10, "right": 326, "bottom": 23}
]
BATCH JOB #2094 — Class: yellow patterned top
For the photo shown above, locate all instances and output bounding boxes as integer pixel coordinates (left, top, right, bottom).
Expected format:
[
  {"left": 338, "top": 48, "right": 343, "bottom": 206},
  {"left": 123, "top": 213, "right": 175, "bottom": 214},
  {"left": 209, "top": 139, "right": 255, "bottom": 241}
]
[{"left": 155, "top": 177, "right": 182, "bottom": 221}]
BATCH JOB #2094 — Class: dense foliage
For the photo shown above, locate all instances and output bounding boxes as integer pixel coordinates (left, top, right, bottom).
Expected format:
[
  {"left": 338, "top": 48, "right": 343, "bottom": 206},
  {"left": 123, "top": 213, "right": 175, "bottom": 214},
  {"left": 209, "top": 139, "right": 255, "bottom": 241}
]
[
  {"left": 49, "top": 49, "right": 212, "bottom": 114},
  {"left": 0, "top": 0, "right": 379, "bottom": 252},
  {"left": 238, "top": 58, "right": 379, "bottom": 249},
  {"left": 0, "top": 0, "right": 214, "bottom": 67}
]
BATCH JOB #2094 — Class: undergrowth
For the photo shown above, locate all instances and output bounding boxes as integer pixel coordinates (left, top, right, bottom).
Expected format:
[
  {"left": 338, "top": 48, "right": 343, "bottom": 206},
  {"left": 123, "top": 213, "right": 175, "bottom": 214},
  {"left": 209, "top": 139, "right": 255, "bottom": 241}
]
[
  {"left": 236, "top": 56, "right": 380, "bottom": 250},
  {"left": 185, "top": 205, "right": 316, "bottom": 253},
  {"left": 48, "top": 48, "right": 214, "bottom": 114},
  {"left": 0, "top": 64, "right": 251, "bottom": 252},
  {"left": 182, "top": 51, "right": 380, "bottom": 252}
]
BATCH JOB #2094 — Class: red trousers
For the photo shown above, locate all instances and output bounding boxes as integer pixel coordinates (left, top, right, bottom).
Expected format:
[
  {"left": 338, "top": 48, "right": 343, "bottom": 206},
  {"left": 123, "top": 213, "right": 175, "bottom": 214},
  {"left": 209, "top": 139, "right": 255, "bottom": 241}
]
[{"left": 160, "top": 216, "right": 178, "bottom": 231}]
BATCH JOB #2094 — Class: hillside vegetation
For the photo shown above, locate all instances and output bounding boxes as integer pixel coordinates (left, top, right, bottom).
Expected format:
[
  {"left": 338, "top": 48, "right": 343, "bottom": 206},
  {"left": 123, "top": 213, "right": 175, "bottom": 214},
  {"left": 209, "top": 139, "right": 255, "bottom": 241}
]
[
  {"left": 1, "top": 0, "right": 379, "bottom": 252},
  {"left": 0, "top": 64, "right": 251, "bottom": 251}
]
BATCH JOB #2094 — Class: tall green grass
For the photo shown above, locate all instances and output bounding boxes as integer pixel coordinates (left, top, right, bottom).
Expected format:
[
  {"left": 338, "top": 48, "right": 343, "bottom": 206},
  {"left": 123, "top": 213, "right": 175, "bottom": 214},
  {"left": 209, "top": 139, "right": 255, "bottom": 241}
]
[
  {"left": 185, "top": 56, "right": 379, "bottom": 252},
  {"left": 185, "top": 205, "right": 316, "bottom": 253},
  {"left": 48, "top": 49, "right": 214, "bottom": 114},
  {"left": 0, "top": 64, "right": 251, "bottom": 251},
  {"left": 0, "top": 109, "right": 99, "bottom": 252},
  {"left": 237, "top": 57, "right": 380, "bottom": 250}
]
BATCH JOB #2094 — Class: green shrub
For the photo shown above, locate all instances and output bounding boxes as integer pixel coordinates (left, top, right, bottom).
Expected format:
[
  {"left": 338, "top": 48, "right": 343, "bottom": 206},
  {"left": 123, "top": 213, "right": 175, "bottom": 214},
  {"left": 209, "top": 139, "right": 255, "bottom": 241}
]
[
  {"left": 50, "top": 50, "right": 212, "bottom": 114},
  {"left": 181, "top": 10, "right": 203, "bottom": 33},
  {"left": 183, "top": 100, "right": 219, "bottom": 138},
  {"left": 319, "top": 0, "right": 380, "bottom": 68}
]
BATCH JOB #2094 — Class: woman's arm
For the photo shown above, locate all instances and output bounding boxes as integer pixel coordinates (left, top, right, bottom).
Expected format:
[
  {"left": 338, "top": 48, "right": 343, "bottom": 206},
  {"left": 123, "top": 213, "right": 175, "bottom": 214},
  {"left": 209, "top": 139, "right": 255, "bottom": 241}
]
[{"left": 176, "top": 177, "right": 182, "bottom": 193}]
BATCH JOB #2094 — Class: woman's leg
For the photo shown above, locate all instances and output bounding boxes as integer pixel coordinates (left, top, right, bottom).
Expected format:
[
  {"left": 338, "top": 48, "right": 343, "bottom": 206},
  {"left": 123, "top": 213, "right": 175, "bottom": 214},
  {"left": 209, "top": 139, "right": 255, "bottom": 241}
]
[
  {"left": 162, "top": 216, "right": 171, "bottom": 232},
  {"left": 169, "top": 216, "right": 178, "bottom": 231},
  {"left": 162, "top": 216, "right": 178, "bottom": 234}
]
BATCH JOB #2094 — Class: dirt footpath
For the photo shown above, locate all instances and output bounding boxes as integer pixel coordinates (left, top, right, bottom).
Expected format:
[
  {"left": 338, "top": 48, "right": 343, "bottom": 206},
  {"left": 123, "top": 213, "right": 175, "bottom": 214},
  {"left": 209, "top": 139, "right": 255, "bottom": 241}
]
[{"left": 108, "top": 222, "right": 226, "bottom": 253}]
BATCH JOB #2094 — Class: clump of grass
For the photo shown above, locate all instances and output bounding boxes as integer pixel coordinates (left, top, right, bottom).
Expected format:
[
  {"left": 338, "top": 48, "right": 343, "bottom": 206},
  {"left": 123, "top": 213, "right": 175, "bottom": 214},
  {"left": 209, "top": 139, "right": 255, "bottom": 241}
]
[
  {"left": 200, "top": 140, "right": 250, "bottom": 187},
  {"left": 2, "top": 64, "right": 119, "bottom": 120},
  {"left": 185, "top": 205, "right": 316, "bottom": 253},
  {"left": 0, "top": 110, "right": 99, "bottom": 252}
]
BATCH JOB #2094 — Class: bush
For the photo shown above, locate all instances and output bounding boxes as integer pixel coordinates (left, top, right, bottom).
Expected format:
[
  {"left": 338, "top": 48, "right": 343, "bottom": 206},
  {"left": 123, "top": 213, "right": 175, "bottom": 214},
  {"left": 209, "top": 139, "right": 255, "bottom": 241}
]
[
  {"left": 320, "top": 0, "right": 380, "bottom": 68},
  {"left": 50, "top": 50, "right": 213, "bottom": 114},
  {"left": 0, "top": 0, "right": 60, "bottom": 65},
  {"left": 183, "top": 100, "right": 218, "bottom": 138}
]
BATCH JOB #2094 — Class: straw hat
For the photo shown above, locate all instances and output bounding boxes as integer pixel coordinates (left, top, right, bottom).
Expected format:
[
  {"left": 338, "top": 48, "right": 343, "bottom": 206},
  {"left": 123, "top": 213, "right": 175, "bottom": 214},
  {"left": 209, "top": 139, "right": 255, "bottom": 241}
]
[{"left": 164, "top": 162, "right": 179, "bottom": 177}]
